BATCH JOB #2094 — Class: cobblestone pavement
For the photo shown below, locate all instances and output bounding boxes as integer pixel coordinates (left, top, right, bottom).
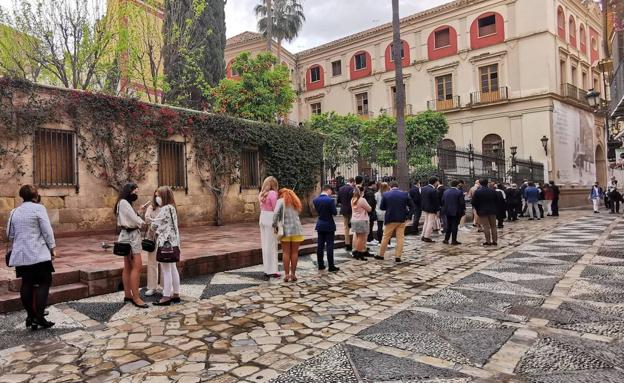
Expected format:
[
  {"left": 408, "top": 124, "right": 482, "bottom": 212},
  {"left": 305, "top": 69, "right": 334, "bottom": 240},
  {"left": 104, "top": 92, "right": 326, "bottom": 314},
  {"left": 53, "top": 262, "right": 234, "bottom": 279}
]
[{"left": 0, "top": 210, "right": 620, "bottom": 383}]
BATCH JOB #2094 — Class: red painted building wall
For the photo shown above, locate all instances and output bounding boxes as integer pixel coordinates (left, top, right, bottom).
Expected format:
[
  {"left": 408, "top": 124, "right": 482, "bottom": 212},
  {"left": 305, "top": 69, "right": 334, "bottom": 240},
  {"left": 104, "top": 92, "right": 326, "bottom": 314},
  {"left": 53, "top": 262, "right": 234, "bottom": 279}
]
[
  {"left": 306, "top": 64, "right": 325, "bottom": 91},
  {"left": 427, "top": 25, "right": 458, "bottom": 61},
  {"left": 350, "top": 51, "right": 372, "bottom": 80},
  {"left": 470, "top": 12, "right": 505, "bottom": 50},
  {"left": 384, "top": 40, "right": 410, "bottom": 71}
]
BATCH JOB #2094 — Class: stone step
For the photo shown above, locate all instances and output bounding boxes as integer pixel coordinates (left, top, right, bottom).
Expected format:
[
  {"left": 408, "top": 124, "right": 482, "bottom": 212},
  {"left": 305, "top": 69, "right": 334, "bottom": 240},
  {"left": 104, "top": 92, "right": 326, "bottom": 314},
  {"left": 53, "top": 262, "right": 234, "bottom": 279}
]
[
  {"left": 7, "top": 270, "right": 81, "bottom": 293},
  {"left": 0, "top": 282, "right": 89, "bottom": 313}
]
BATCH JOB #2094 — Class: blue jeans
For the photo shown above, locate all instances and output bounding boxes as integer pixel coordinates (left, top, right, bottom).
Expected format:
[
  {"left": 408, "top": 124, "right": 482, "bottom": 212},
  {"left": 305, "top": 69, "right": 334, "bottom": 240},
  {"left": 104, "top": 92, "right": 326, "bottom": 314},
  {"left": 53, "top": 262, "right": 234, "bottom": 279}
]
[{"left": 317, "top": 231, "right": 335, "bottom": 268}]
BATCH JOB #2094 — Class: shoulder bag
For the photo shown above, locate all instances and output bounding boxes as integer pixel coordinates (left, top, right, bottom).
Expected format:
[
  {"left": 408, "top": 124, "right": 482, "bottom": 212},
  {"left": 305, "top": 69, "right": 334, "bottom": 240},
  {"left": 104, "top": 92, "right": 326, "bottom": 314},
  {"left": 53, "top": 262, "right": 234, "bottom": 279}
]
[
  {"left": 113, "top": 203, "right": 133, "bottom": 256},
  {"left": 276, "top": 203, "right": 285, "bottom": 240},
  {"left": 5, "top": 209, "right": 15, "bottom": 267},
  {"left": 156, "top": 207, "right": 180, "bottom": 263}
]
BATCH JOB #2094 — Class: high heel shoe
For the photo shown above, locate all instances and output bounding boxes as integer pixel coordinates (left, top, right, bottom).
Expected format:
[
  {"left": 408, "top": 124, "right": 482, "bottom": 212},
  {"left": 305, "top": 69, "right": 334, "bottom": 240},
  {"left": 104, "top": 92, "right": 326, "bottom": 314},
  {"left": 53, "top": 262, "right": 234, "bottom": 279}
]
[{"left": 131, "top": 300, "right": 149, "bottom": 308}]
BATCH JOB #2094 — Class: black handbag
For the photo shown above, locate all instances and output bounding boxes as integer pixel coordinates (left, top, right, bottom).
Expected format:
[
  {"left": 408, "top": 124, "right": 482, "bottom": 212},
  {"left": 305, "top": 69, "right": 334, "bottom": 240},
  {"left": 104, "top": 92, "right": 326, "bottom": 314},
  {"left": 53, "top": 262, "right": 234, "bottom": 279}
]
[
  {"left": 142, "top": 238, "right": 156, "bottom": 252},
  {"left": 156, "top": 208, "right": 180, "bottom": 263},
  {"left": 113, "top": 241, "right": 132, "bottom": 256}
]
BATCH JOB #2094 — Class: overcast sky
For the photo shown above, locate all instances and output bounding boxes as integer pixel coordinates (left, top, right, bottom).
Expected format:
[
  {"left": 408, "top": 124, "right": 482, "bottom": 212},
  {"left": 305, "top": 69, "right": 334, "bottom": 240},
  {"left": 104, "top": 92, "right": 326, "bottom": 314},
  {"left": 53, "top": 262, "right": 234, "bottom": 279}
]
[{"left": 0, "top": 0, "right": 453, "bottom": 53}]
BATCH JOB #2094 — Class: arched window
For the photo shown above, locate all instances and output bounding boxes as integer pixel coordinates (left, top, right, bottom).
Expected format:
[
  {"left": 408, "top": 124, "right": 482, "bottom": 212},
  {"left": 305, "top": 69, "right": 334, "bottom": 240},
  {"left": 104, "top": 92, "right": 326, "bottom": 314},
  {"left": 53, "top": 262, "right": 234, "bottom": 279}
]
[
  {"left": 427, "top": 25, "right": 458, "bottom": 61},
  {"left": 579, "top": 24, "right": 587, "bottom": 54},
  {"left": 470, "top": 12, "right": 505, "bottom": 50},
  {"left": 557, "top": 6, "right": 566, "bottom": 40},
  {"left": 569, "top": 16, "right": 576, "bottom": 47},
  {"left": 350, "top": 50, "right": 372, "bottom": 80},
  {"left": 306, "top": 64, "right": 324, "bottom": 90},
  {"left": 226, "top": 60, "right": 240, "bottom": 79},
  {"left": 384, "top": 40, "right": 410, "bottom": 71},
  {"left": 482, "top": 134, "right": 503, "bottom": 157},
  {"left": 438, "top": 139, "right": 457, "bottom": 170}
]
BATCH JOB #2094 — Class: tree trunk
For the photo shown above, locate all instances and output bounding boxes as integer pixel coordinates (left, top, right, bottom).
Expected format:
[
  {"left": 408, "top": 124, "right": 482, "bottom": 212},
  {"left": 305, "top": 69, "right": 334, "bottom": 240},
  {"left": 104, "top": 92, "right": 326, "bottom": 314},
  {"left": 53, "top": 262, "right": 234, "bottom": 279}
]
[
  {"left": 266, "top": 0, "right": 273, "bottom": 53},
  {"left": 392, "top": 0, "right": 409, "bottom": 191}
]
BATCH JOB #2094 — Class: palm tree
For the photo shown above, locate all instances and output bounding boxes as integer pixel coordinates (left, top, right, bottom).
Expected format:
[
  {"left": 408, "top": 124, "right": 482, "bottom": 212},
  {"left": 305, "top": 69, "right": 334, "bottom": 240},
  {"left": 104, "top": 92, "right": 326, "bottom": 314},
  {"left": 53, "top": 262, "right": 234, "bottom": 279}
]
[
  {"left": 255, "top": 0, "right": 305, "bottom": 62},
  {"left": 392, "top": 0, "right": 409, "bottom": 190}
]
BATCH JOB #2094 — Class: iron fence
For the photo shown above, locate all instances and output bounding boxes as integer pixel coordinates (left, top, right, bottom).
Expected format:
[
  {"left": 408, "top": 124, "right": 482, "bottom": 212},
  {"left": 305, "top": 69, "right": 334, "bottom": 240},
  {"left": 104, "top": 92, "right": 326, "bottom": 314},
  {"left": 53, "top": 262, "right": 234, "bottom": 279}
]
[
  {"left": 509, "top": 157, "right": 545, "bottom": 185},
  {"left": 437, "top": 145, "right": 507, "bottom": 185}
]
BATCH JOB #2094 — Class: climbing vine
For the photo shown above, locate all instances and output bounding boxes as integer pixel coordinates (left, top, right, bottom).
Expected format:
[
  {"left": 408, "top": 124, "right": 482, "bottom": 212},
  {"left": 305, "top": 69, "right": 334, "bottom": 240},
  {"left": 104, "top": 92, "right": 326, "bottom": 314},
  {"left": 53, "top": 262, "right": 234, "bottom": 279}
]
[{"left": 0, "top": 78, "right": 323, "bottom": 224}]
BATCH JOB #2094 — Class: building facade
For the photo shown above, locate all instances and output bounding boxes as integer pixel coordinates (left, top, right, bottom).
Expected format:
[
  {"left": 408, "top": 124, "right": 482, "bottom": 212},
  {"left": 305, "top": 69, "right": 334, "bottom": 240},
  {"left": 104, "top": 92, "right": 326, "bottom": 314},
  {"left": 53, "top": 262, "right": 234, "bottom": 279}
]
[{"left": 226, "top": 0, "right": 609, "bottom": 205}]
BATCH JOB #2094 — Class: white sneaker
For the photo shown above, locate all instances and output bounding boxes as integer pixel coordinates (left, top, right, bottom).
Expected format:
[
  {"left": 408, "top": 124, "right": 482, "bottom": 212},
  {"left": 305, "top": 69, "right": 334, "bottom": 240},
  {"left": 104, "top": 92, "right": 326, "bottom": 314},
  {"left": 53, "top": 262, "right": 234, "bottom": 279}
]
[
  {"left": 144, "top": 289, "right": 157, "bottom": 296},
  {"left": 388, "top": 243, "right": 396, "bottom": 249},
  {"left": 366, "top": 240, "right": 379, "bottom": 246}
]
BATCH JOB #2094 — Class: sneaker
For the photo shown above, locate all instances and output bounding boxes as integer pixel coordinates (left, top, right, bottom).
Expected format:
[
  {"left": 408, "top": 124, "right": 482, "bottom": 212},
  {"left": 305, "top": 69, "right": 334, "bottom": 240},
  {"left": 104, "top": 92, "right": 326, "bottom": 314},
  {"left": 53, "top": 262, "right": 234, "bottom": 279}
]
[
  {"left": 144, "top": 289, "right": 157, "bottom": 296},
  {"left": 387, "top": 243, "right": 396, "bottom": 249},
  {"left": 366, "top": 240, "right": 379, "bottom": 246}
]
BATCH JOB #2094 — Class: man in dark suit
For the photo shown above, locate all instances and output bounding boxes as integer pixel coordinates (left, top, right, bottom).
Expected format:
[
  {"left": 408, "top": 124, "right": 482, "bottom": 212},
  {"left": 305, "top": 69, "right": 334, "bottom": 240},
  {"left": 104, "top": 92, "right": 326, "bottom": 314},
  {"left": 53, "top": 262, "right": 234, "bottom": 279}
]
[
  {"left": 409, "top": 182, "right": 422, "bottom": 235},
  {"left": 421, "top": 176, "right": 441, "bottom": 243},
  {"left": 379, "top": 181, "right": 415, "bottom": 263},
  {"left": 313, "top": 185, "right": 340, "bottom": 272},
  {"left": 441, "top": 180, "right": 465, "bottom": 245},
  {"left": 471, "top": 179, "right": 501, "bottom": 246},
  {"left": 505, "top": 183, "right": 521, "bottom": 221},
  {"left": 549, "top": 181, "right": 560, "bottom": 216},
  {"left": 337, "top": 178, "right": 355, "bottom": 251}
]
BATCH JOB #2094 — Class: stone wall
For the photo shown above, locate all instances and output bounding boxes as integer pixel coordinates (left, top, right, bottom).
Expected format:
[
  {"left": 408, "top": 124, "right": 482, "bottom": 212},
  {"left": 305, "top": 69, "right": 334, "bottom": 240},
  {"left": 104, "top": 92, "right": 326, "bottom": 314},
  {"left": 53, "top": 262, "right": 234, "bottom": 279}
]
[{"left": 0, "top": 84, "right": 319, "bottom": 238}]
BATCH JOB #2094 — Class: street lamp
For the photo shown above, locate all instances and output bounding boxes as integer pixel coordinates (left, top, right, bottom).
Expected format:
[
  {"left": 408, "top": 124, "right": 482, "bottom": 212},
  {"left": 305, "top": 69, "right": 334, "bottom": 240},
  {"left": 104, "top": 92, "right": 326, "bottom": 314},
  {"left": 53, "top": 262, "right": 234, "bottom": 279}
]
[
  {"left": 586, "top": 89, "right": 601, "bottom": 109},
  {"left": 540, "top": 136, "right": 549, "bottom": 156}
]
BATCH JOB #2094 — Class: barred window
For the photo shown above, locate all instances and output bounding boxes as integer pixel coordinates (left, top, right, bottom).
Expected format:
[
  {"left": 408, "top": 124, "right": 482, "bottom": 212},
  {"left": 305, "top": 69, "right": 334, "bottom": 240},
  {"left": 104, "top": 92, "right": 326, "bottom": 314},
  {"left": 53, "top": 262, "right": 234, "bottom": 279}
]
[
  {"left": 34, "top": 129, "right": 76, "bottom": 187},
  {"left": 158, "top": 141, "right": 186, "bottom": 189},
  {"left": 240, "top": 149, "right": 260, "bottom": 188}
]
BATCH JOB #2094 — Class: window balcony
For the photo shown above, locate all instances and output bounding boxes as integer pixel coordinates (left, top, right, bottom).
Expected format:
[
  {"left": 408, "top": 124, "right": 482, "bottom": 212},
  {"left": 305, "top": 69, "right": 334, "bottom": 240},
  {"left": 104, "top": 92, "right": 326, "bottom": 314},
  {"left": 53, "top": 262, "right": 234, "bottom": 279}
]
[
  {"left": 470, "top": 86, "right": 509, "bottom": 105},
  {"left": 379, "top": 104, "right": 413, "bottom": 117},
  {"left": 560, "top": 83, "right": 589, "bottom": 105},
  {"left": 427, "top": 96, "right": 460, "bottom": 111},
  {"left": 357, "top": 111, "right": 374, "bottom": 120},
  {"left": 610, "top": 61, "right": 624, "bottom": 118}
]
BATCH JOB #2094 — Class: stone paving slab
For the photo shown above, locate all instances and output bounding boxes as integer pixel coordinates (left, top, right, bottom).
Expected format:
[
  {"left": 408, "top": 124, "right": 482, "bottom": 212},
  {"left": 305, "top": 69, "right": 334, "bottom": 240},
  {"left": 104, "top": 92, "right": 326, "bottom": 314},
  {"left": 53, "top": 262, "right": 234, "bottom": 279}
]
[{"left": 0, "top": 210, "right": 621, "bottom": 382}]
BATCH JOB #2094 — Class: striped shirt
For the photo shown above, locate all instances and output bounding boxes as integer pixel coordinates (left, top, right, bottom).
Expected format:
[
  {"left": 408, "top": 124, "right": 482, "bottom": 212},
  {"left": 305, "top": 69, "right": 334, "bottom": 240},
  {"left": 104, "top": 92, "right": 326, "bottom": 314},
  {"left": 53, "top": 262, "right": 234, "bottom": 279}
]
[{"left": 6, "top": 202, "right": 55, "bottom": 267}]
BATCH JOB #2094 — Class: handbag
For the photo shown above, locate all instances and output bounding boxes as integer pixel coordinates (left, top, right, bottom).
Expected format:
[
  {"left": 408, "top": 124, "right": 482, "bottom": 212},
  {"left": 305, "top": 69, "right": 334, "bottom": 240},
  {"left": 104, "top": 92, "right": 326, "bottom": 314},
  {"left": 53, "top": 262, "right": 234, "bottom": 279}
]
[
  {"left": 141, "top": 227, "right": 156, "bottom": 252},
  {"left": 5, "top": 209, "right": 14, "bottom": 267},
  {"left": 276, "top": 204, "right": 285, "bottom": 240},
  {"left": 113, "top": 241, "right": 132, "bottom": 256},
  {"left": 156, "top": 208, "right": 180, "bottom": 263}
]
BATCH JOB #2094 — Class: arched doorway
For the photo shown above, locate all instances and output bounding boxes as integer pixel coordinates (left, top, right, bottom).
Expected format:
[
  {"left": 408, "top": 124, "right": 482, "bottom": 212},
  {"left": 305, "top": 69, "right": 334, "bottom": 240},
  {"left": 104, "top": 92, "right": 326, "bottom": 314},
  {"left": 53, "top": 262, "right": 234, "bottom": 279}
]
[
  {"left": 438, "top": 139, "right": 457, "bottom": 170},
  {"left": 596, "top": 145, "right": 606, "bottom": 185},
  {"left": 482, "top": 134, "right": 503, "bottom": 156}
]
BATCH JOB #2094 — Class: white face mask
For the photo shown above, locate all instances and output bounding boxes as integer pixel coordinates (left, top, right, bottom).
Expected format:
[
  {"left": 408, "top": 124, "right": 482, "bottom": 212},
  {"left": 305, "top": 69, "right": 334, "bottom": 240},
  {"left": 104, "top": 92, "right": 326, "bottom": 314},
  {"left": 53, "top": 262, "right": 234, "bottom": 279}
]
[{"left": 155, "top": 196, "right": 163, "bottom": 206}]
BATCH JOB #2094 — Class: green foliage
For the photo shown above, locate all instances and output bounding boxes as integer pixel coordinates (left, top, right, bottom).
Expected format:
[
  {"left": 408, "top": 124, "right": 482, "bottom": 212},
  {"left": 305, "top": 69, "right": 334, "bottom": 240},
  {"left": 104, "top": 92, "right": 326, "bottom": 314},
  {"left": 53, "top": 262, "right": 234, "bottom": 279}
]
[
  {"left": 306, "top": 110, "right": 449, "bottom": 170},
  {"left": 163, "top": 0, "right": 226, "bottom": 110},
  {"left": 406, "top": 110, "right": 449, "bottom": 167},
  {"left": 307, "top": 113, "right": 362, "bottom": 176},
  {"left": 0, "top": 78, "right": 322, "bottom": 225},
  {"left": 0, "top": 0, "right": 118, "bottom": 90},
  {"left": 255, "top": 0, "right": 305, "bottom": 61},
  {"left": 212, "top": 52, "right": 295, "bottom": 123},
  {"left": 360, "top": 115, "right": 398, "bottom": 168}
]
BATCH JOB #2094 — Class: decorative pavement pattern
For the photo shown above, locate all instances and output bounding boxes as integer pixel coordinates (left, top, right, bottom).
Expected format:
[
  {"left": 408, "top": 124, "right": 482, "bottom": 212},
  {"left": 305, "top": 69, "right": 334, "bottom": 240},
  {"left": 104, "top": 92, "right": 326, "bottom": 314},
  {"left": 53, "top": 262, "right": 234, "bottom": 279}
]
[{"left": 0, "top": 210, "right": 622, "bottom": 382}]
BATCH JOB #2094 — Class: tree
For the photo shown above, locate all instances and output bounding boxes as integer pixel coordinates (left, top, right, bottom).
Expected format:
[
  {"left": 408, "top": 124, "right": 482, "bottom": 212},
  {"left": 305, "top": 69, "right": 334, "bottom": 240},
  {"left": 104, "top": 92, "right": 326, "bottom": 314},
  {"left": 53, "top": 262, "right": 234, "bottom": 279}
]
[
  {"left": 0, "top": 0, "right": 119, "bottom": 90},
  {"left": 360, "top": 115, "right": 398, "bottom": 168},
  {"left": 255, "top": 0, "right": 305, "bottom": 62},
  {"left": 392, "top": 0, "right": 409, "bottom": 190},
  {"left": 118, "top": 1, "right": 166, "bottom": 103},
  {"left": 163, "top": 0, "right": 226, "bottom": 110},
  {"left": 405, "top": 110, "right": 449, "bottom": 167},
  {"left": 0, "top": 23, "right": 42, "bottom": 82},
  {"left": 212, "top": 52, "right": 295, "bottom": 123},
  {"left": 308, "top": 113, "right": 362, "bottom": 178}
]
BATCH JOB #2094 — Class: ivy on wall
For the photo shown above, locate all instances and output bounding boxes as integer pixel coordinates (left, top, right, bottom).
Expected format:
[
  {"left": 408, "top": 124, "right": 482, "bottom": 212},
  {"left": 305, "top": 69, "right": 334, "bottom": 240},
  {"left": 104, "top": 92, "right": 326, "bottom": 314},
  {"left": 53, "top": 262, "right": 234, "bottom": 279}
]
[{"left": 0, "top": 78, "right": 323, "bottom": 224}]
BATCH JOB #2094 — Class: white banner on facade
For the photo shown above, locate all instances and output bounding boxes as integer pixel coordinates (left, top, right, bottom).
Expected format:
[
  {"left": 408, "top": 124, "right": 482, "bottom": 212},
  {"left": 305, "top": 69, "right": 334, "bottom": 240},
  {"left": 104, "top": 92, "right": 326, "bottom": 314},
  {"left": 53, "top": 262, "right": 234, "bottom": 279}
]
[{"left": 553, "top": 100, "right": 596, "bottom": 186}]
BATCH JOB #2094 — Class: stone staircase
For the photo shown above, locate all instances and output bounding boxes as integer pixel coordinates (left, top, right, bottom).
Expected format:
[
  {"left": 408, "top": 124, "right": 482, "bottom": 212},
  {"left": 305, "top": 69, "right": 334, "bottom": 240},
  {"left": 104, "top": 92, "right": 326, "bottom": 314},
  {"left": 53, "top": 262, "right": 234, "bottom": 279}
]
[{"left": 0, "top": 235, "right": 347, "bottom": 313}]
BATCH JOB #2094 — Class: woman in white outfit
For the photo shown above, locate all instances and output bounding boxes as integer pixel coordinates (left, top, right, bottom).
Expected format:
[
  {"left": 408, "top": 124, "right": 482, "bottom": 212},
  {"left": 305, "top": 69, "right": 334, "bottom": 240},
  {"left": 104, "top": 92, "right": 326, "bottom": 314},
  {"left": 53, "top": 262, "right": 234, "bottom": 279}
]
[
  {"left": 151, "top": 186, "right": 181, "bottom": 306},
  {"left": 258, "top": 176, "right": 280, "bottom": 279},
  {"left": 115, "top": 183, "right": 147, "bottom": 308},
  {"left": 143, "top": 190, "right": 162, "bottom": 296}
]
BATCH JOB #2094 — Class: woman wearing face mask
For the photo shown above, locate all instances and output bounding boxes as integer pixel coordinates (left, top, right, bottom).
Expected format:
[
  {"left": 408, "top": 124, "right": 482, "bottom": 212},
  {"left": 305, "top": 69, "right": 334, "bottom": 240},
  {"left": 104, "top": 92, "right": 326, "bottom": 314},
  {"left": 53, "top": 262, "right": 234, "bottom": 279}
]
[
  {"left": 115, "top": 183, "right": 148, "bottom": 308},
  {"left": 151, "top": 186, "right": 181, "bottom": 306},
  {"left": 143, "top": 189, "right": 162, "bottom": 296}
]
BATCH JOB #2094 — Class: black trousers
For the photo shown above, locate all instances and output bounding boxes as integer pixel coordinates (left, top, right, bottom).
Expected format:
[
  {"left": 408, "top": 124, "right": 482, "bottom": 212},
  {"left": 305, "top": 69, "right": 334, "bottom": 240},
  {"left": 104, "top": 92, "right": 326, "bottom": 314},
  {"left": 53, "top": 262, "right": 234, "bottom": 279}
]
[
  {"left": 376, "top": 221, "right": 391, "bottom": 244},
  {"left": 20, "top": 272, "right": 52, "bottom": 321},
  {"left": 611, "top": 200, "right": 621, "bottom": 213},
  {"left": 412, "top": 207, "right": 422, "bottom": 234},
  {"left": 367, "top": 219, "right": 376, "bottom": 242},
  {"left": 317, "top": 231, "right": 335, "bottom": 268},
  {"left": 444, "top": 215, "right": 460, "bottom": 243},
  {"left": 552, "top": 198, "right": 559, "bottom": 216}
]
